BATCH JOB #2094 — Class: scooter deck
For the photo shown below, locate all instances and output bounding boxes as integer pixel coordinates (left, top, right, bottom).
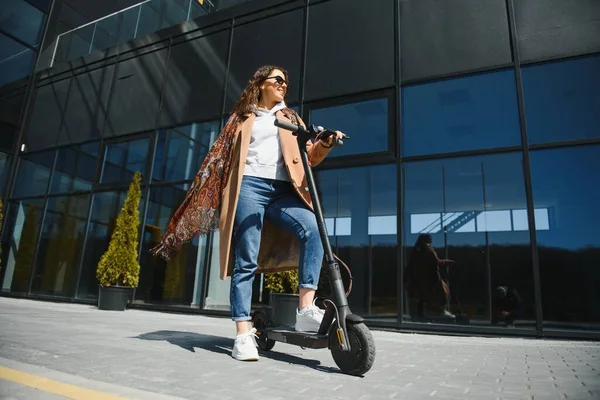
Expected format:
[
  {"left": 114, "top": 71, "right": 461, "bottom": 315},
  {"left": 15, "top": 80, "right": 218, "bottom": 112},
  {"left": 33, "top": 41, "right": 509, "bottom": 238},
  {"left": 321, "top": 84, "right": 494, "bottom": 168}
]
[{"left": 261, "top": 326, "right": 329, "bottom": 349}]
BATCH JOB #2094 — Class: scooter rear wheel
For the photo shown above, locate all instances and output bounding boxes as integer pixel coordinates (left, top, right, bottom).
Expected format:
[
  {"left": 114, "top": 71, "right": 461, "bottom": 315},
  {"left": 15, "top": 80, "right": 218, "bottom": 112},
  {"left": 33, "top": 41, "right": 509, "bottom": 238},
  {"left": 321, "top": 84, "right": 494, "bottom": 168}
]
[
  {"left": 329, "top": 322, "right": 375, "bottom": 376},
  {"left": 252, "top": 311, "right": 276, "bottom": 351}
]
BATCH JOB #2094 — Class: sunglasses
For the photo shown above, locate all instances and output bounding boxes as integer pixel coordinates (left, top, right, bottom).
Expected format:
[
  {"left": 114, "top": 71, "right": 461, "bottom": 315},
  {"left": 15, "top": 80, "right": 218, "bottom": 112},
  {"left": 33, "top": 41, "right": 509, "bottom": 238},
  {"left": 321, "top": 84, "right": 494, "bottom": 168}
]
[{"left": 264, "top": 75, "right": 288, "bottom": 86}]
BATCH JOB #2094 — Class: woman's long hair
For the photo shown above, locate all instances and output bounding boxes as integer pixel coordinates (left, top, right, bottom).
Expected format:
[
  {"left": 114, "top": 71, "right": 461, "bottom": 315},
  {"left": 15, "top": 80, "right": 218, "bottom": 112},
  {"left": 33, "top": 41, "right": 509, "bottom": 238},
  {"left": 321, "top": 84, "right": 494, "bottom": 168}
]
[{"left": 230, "top": 65, "right": 289, "bottom": 116}]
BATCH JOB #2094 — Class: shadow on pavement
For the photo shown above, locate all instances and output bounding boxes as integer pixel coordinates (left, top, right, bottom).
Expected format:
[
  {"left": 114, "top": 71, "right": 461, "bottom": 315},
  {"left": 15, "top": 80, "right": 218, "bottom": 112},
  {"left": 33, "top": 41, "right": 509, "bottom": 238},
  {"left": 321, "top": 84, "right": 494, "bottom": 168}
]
[{"left": 135, "top": 330, "right": 341, "bottom": 374}]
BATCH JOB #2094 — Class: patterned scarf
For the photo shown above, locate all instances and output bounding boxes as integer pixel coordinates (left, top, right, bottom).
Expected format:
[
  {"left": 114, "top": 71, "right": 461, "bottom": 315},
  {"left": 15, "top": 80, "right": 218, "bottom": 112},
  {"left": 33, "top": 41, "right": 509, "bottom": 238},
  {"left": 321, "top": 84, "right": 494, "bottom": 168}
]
[{"left": 150, "top": 107, "right": 299, "bottom": 262}]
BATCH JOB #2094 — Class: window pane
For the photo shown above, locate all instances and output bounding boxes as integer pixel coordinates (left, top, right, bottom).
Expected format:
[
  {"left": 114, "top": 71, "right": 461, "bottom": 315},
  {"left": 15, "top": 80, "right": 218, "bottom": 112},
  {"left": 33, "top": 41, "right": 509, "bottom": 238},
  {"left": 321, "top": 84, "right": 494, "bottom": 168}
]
[
  {"left": 530, "top": 145, "right": 600, "bottom": 331},
  {"left": 50, "top": 142, "right": 100, "bottom": 193},
  {"left": 204, "top": 231, "right": 229, "bottom": 310},
  {"left": 0, "top": 0, "right": 46, "bottom": 45},
  {"left": 153, "top": 121, "right": 217, "bottom": 183},
  {"left": 402, "top": 70, "right": 521, "bottom": 157},
  {"left": 1, "top": 198, "right": 45, "bottom": 293},
  {"left": 76, "top": 190, "right": 145, "bottom": 299},
  {"left": 309, "top": 98, "right": 389, "bottom": 157},
  {"left": 101, "top": 138, "right": 149, "bottom": 184},
  {"left": 13, "top": 150, "right": 55, "bottom": 198},
  {"left": 402, "top": 153, "right": 534, "bottom": 329},
  {"left": 162, "top": 0, "right": 189, "bottom": 28},
  {"left": 67, "top": 25, "right": 94, "bottom": 60},
  {"left": 0, "top": 152, "right": 9, "bottom": 196},
  {"left": 92, "top": 7, "right": 139, "bottom": 53},
  {"left": 31, "top": 195, "right": 89, "bottom": 297},
  {"left": 317, "top": 164, "right": 397, "bottom": 318},
  {"left": 522, "top": 55, "right": 600, "bottom": 144},
  {"left": 138, "top": 183, "right": 206, "bottom": 305},
  {"left": 136, "top": 0, "right": 161, "bottom": 38},
  {"left": 0, "top": 33, "right": 35, "bottom": 87}
]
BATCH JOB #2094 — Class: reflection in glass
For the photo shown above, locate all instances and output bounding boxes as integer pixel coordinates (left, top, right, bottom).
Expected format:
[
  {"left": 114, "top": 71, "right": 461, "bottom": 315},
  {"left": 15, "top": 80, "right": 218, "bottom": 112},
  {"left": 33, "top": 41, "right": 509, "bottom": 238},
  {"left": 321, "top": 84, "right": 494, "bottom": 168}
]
[
  {"left": 101, "top": 138, "right": 149, "bottom": 184},
  {"left": 0, "top": 33, "right": 35, "bottom": 87},
  {"left": 138, "top": 183, "right": 207, "bottom": 305},
  {"left": 50, "top": 142, "right": 100, "bottom": 193},
  {"left": 522, "top": 55, "right": 600, "bottom": 144},
  {"left": 1, "top": 198, "right": 45, "bottom": 293},
  {"left": 309, "top": 98, "right": 389, "bottom": 157},
  {"left": 402, "top": 70, "right": 521, "bottom": 157},
  {"left": 153, "top": 121, "right": 217, "bottom": 183},
  {"left": 402, "top": 153, "right": 534, "bottom": 328},
  {"left": 204, "top": 231, "right": 229, "bottom": 310},
  {"left": 0, "top": 0, "right": 46, "bottom": 45},
  {"left": 67, "top": 25, "right": 95, "bottom": 61},
  {"left": 530, "top": 146, "right": 600, "bottom": 330},
  {"left": 0, "top": 152, "right": 9, "bottom": 196},
  {"left": 77, "top": 191, "right": 144, "bottom": 299},
  {"left": 138, "top": 0, "right": 160, "bottom": 36},
  {"left": 93, "top": 15, "right": 120, "bottom": 51},
  {"left": 13, "top": 150, "right": 55, "bottom": 198},
  {"left": 316, "top": 164, "right": 397, "bottom": 317},
  {"left": 31, "top": 195, "right": 89, "bottom": 296}
]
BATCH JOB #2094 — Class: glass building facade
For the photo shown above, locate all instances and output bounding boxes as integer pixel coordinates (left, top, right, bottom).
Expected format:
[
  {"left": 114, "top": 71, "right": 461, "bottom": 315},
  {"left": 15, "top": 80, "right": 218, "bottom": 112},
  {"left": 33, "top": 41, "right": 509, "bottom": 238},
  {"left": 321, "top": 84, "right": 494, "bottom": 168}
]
[{"left": 0, "top": 0, "right": 599, "bottom": 339}]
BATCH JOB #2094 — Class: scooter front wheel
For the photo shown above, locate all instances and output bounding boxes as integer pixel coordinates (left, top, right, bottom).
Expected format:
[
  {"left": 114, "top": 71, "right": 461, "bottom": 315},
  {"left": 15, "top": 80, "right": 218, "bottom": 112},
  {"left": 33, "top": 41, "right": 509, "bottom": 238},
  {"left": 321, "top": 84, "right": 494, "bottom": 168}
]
[{"left": 329, "top": 322, "right": 375, "bottom": 376}]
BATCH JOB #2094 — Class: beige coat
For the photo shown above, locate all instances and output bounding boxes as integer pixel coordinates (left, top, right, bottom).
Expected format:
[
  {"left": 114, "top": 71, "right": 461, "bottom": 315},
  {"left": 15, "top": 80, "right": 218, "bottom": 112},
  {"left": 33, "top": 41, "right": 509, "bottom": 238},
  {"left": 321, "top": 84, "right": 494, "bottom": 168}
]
[{"left": 218, "top": 110, "right": 333, "bottom": 280}]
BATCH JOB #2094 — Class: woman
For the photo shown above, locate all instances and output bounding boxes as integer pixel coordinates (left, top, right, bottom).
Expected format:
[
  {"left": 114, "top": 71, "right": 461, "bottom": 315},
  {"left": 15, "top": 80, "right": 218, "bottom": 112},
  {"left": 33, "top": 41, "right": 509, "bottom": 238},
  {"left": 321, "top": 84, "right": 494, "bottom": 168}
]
[
  {"left": 404, "top": 234, "right": 455, "bottom": 319},
  {"left": 151, "top": 65, "right": 345, "bottom": 361}
]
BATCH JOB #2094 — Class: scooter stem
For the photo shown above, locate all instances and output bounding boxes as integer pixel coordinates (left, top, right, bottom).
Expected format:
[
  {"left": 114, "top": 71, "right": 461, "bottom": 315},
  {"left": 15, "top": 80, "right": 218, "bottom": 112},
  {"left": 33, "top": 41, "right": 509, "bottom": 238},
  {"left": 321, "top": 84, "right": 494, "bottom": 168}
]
[{"left": 296, "top": 134, "right": 352, "bottom": 351}]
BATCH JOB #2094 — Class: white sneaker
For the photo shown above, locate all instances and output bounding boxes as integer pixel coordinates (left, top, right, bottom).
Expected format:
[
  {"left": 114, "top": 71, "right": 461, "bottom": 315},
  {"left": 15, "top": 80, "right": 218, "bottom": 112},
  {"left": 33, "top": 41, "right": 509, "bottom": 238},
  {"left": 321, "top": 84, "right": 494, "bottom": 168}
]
[
  {"left": 295, "top": 302, "right": 325, "bottom": 332},
  {"left": 232, "top": 328, "right": 259, "bottom": 361}
]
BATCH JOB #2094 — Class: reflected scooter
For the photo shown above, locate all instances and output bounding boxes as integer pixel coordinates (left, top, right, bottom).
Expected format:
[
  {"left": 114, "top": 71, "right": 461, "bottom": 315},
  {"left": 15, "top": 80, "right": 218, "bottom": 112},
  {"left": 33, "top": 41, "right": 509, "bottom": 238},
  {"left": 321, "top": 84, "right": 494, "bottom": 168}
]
[{"left": 250, "top": 118, "right": 376, "bottom": 376}]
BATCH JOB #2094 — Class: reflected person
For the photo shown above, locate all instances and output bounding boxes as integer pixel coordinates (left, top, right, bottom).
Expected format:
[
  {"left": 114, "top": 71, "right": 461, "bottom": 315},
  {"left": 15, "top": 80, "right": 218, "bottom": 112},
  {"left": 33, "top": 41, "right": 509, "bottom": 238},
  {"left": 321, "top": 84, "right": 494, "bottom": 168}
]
[{"left": 404, "top": 234, "right": 455, "bottom": 319}]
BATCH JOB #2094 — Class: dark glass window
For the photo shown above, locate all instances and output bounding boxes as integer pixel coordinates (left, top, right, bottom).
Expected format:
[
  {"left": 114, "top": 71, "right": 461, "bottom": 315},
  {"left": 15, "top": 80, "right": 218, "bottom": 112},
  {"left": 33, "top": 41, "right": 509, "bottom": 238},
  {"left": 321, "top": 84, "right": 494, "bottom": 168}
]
[
  {"left": 136, "top": 0, "right": 187, "bottom": 38},
  {"left": 316, "top": 164, "right": 397, "bottom": 318},
  {"left": 50, "top": 142, "right": 100, "bottom": 193},
  {"left": 27, "top": 0, "right": 51, "bottom": 12},
  {"left": 522, "top": 55, "right": 600, "bottom": 145},
  {"left": 0, "top": 0, "right": 46, "bottom": 45},
  {"left": 13, "top": 150, "right": 56, "bottom": 198},
  {"left": 138, "top": 183, "right": 204, "bottom": 305},
  {"left": 153, "top": 121, "right": 217, "bottom": 183},
  {"left": 66, "top": 25, "right": 94, "bottom": 61},
  {"left": 1, "top": 198, "right": 45, "bottom": 293},
  {"left": 309, "top": 98, "right": 389, "bottom": 157},
  {"left": 0, "top": 152, "right": 9, "bottom": 196},
  {"left": 402, "top": 70, "right": 521, "bottom": 157},
  {"left": 530, "top": 145, "right": 600, "bottom": 331},
  {"left": 77, "top": 190, "right": 144, "bottom": 299},
  {"left": 0, "top": 33, "right": 35, "bottom": 87},
  {"left": 101, "top": 137, "right": 149, "bottom": 184},
  {"left": 31, "top": 195, "right": 89, "bottom": 297},
  {"left": 402, "top": 153, "right": 535, "bottom": 328}
]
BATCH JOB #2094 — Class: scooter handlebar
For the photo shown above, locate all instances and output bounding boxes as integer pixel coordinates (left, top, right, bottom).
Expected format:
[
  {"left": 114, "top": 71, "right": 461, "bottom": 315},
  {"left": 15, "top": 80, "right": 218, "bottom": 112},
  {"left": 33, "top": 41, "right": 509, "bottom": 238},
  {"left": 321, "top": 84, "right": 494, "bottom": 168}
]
[
  {"left": 274, "top": 118, "right": 304, "bottom": 133},
  {"left": 274, "top": 119, "right": 345, "bottom": 146}
]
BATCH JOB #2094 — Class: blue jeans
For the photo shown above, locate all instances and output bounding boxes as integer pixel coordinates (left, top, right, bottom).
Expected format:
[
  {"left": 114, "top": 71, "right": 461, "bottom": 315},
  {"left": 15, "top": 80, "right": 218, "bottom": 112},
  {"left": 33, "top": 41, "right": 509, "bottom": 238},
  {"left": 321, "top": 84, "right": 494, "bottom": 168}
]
[{"left": 230, "top": 175, "right": 324, "bottom": 321}]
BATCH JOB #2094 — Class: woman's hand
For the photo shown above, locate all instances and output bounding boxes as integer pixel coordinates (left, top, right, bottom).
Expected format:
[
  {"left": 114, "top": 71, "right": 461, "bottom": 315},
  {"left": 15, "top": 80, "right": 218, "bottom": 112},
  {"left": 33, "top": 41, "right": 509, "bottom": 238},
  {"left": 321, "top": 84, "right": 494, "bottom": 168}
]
[{"left": 322, "top": 131, "right": 347, "bottom": 147}]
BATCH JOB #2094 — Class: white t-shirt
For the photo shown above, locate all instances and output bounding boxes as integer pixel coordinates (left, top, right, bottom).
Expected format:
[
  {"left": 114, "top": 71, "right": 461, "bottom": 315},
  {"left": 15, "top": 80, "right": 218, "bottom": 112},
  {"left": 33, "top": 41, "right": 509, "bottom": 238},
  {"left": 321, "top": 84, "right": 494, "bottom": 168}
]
[{"left": 243, "top": 101, "right": 291, "bottom": 182}]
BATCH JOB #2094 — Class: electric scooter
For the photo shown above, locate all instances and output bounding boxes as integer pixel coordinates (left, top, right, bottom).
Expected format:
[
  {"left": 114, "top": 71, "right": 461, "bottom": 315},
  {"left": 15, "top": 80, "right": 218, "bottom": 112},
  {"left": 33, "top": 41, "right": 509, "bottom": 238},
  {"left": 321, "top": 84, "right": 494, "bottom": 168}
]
[{"left": 250, "top": 118, "right": 376, "bottom": 377}]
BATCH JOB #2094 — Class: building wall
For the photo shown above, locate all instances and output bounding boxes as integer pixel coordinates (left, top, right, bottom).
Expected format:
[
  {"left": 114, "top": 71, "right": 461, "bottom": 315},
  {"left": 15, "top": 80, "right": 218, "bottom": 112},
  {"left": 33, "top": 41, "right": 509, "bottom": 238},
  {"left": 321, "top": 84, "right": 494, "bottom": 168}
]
[{"left": 0, "top": 0, "right": 599, "bottom": 338}]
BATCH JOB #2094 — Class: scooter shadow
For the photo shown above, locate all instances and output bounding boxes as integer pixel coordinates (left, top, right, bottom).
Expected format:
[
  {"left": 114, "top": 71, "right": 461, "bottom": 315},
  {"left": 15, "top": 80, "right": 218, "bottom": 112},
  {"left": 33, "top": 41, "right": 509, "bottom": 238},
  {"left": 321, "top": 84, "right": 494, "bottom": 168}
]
[{"left": 135, "top": 330, "right": 342, "bottom": 374}]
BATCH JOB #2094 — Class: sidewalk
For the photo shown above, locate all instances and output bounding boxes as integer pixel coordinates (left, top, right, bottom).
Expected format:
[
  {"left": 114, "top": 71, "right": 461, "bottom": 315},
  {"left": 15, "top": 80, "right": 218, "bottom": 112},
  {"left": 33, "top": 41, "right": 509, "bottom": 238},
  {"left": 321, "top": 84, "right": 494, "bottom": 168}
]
[{"left": 0, "top": 297, "right": 598, "bottom": 399}]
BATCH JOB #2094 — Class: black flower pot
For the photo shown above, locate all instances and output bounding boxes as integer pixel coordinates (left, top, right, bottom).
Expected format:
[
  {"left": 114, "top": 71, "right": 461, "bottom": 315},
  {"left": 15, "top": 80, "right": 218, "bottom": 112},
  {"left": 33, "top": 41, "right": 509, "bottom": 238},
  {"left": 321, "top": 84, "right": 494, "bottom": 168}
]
[
  {"left": 269, "top": 293, "right": 299, "bottom": 327},
  {"left": 98, "top": 285, "right": 131, "bottom": 311}
]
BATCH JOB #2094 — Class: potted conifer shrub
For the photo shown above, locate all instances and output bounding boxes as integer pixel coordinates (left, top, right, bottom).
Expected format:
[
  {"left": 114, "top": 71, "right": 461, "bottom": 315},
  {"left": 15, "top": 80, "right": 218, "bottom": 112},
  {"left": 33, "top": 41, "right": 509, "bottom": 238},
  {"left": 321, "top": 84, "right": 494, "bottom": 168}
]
[{"left": 96, "top": 172, "right": 142, "bottom": 311}]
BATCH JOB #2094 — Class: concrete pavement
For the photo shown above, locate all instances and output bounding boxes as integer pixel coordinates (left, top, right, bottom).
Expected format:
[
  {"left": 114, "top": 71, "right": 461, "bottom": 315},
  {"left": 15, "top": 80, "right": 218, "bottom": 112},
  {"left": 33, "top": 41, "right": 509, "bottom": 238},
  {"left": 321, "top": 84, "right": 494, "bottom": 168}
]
[{"left": 0, "top": 297, "right": 598, "bottom": 399}]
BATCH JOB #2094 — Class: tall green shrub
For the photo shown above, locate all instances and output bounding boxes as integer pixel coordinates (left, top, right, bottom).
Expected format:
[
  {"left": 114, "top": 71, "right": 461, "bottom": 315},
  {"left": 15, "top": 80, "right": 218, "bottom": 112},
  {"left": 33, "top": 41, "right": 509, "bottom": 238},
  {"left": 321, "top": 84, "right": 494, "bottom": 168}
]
[
  {"left": 96, "top": 172, "right": 141, "bottom": 287},
  {"left": 264, "top": 270, "right": 299, "bottom": 294}
]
